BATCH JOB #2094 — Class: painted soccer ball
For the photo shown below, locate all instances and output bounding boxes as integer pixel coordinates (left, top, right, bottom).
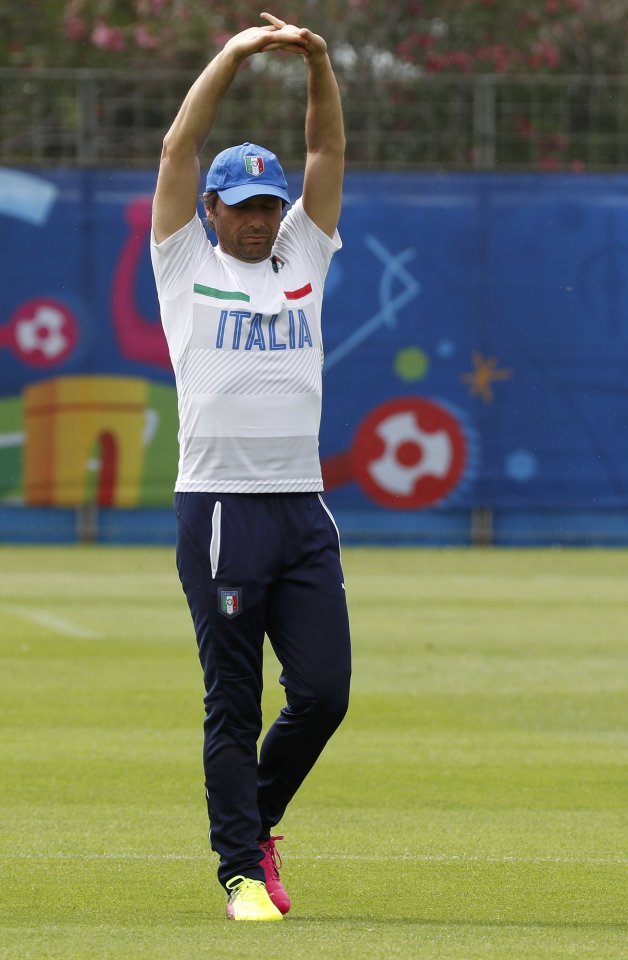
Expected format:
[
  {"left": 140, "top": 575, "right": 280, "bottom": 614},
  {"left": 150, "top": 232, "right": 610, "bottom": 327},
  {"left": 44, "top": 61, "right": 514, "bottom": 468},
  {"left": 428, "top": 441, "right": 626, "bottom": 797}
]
[
  {"left": 352, "top": 397, "right": 468, "bottom": 509},
  {"left": 12, "top": 299, "right": 77, "bottom": 366}
]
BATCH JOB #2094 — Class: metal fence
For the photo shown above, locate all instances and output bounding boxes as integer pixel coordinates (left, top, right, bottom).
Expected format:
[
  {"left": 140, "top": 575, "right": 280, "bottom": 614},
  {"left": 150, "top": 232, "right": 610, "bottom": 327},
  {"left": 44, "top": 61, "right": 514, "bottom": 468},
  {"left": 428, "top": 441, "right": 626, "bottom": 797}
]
[{"left": 1, "top": 67, "right": 628, "bottom": 170}]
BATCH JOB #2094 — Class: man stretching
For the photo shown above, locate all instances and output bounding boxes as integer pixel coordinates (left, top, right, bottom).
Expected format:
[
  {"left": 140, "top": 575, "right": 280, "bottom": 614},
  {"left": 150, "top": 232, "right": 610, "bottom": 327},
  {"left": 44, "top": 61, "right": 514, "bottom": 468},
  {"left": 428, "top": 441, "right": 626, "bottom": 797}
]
[{"left": 151, "top": 12, "right": 351, "bottom": 921}]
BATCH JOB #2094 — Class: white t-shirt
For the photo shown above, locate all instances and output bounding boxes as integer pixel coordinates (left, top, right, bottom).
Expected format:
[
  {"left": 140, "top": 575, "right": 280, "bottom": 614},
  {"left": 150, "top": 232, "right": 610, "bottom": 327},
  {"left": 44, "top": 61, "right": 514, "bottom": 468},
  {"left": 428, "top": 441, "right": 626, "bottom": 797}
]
[{"left": 151, "top": 198, "right": 341, "bottom": 493}]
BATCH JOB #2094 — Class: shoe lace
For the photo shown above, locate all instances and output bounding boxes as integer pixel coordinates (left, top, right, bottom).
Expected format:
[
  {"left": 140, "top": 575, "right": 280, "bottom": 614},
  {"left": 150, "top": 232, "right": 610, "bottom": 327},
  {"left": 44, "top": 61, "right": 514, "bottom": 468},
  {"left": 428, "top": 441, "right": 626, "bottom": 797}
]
[
  {"left": 259, "top": 835, "right": 284, "bottom": 878},
  {"left": 225, "top": 875, "right": 267, "bottom": 903}
]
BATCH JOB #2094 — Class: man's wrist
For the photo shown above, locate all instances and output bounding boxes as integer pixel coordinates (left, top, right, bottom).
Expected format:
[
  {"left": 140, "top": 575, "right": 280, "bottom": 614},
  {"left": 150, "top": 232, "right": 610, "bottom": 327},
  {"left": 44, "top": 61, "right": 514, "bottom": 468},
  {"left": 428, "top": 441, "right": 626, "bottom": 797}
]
[
  {"left": 306, "top": 48, "right": 330, "bottom": 69},
  {"left": 218, "top": 44, "right": 248, "bottom": 70}
]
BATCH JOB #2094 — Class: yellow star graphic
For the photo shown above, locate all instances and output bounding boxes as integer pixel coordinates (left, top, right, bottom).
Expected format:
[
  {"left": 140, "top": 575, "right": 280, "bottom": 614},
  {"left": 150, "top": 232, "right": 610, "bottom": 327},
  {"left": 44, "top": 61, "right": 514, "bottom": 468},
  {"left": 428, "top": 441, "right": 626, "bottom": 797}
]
[{"left": 461, "top": 351, "right": 513, "bottom": 403}]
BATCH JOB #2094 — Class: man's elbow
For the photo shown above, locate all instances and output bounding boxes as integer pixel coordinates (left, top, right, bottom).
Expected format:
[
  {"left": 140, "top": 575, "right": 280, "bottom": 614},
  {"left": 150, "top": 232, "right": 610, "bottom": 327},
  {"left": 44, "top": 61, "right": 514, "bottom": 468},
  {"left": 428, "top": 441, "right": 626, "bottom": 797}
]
[
  {"left": 327, "top": 128, "right": 346, "bottom": 156},
  {"left": 160, "top": 127, "right": 197, "bottom": 167},
  {"left": 312, "top": 137, "right": 346, "bottom": 161},
  {"left": 159, "top": 132, "right": 176, "bottom": 169}
]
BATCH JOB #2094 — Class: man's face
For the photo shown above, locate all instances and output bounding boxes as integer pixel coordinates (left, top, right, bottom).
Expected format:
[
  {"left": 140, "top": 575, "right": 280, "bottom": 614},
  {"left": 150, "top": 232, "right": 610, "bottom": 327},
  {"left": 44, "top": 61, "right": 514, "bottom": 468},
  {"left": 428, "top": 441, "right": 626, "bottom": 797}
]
[{"left": 209, "top": 195, "right": 283, "bottom": 262}]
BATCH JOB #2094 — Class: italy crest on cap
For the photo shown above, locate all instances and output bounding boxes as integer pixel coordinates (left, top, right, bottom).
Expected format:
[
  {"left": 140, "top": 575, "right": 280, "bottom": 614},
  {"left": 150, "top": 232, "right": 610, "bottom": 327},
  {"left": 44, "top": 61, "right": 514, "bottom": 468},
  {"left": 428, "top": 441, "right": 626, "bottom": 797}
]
[
  {"left": 218, "top": 588, "right": 242, "bottom": 618},
  {"left": 244, "top": 155, "right": 265, "bottom": 177}
]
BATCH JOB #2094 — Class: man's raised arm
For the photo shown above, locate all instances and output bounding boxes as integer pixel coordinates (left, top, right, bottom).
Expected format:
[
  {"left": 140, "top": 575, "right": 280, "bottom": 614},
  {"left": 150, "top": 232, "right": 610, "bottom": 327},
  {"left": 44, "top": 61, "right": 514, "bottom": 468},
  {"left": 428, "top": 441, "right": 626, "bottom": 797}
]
[
  {"left": 252, "top": 14, "right": 344, "bottom": 238},
  {"left": 152, "top": 16, "right": 289, "bottom": 244},
  {"left": 301, "top": 43, "right": 346, "bottom": 239}
]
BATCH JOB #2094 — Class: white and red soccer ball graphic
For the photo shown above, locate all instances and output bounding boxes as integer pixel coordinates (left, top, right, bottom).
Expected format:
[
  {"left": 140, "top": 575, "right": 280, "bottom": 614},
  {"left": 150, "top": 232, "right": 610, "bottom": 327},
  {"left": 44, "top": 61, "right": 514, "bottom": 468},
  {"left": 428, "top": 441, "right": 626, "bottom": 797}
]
[
  {"left": 8, "top": 298, "right": 78, "bottom": 367},
  {"left": 351, "top": 397, "right": 467, "bottom": 509}
]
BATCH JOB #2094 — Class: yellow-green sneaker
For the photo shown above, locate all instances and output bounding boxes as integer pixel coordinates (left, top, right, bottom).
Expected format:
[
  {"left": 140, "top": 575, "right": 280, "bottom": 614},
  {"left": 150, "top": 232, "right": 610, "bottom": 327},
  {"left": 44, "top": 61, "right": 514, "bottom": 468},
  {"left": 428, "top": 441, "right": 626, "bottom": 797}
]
[{"left": 225, "top": 876, "right": 283, "bottom": 921}]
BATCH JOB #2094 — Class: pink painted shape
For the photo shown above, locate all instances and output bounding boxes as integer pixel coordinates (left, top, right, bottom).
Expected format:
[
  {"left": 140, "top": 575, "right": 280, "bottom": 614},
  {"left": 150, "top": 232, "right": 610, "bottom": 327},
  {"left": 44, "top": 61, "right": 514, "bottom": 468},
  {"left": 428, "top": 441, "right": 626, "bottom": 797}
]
[{"left": 111, "top": 196, "right": 171, "bottom": 369}]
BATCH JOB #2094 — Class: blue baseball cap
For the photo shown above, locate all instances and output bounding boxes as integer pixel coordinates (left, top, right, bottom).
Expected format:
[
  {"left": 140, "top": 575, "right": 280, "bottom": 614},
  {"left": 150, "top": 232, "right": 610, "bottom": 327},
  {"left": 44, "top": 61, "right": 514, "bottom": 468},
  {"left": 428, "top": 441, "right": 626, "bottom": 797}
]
[{"left": 205, "top": 142, "right": 290, "bottom": 206}]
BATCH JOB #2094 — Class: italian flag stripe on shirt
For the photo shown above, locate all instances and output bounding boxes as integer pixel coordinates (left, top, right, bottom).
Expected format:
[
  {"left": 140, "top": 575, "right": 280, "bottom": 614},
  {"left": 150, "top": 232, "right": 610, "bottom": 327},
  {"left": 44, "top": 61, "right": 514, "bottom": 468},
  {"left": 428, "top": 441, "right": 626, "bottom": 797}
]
[
  {"left": 284, "top": 283, "right": 313, "bottom": 300},
  {"left": 194, "top": 283, "right": 250, "bottom": 301},
  {"left": 193, "top": 281, "right": 313, "bottom": 302}
]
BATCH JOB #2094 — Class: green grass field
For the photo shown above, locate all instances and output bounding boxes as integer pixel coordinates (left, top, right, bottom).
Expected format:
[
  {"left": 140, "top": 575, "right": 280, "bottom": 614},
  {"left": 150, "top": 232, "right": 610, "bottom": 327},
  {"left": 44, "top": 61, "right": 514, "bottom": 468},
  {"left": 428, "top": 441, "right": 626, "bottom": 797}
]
[{"left": 1, "top": 545, "right": 626, "bottom": 959}]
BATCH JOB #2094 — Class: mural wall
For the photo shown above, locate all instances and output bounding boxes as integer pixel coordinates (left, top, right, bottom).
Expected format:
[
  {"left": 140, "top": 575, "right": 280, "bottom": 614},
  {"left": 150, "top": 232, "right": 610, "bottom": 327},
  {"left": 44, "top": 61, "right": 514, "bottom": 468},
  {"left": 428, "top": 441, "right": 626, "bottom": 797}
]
[{"left": 2, "top": 167, "right": 628, "bottom": 523}]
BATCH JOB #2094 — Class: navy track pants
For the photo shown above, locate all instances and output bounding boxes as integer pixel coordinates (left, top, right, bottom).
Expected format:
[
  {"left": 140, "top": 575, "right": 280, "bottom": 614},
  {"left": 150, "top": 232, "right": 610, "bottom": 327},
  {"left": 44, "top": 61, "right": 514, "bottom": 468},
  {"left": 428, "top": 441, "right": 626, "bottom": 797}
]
[{"left": 174, "top": 491, "right": 351, "bottom": 887}]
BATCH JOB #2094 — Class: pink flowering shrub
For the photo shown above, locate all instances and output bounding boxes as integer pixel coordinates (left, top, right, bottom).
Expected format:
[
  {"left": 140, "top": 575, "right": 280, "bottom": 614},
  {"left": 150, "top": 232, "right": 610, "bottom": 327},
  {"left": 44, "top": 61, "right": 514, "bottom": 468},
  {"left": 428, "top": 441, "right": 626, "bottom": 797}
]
[
  {"left": 1, "top": 0, "right": 623, "bottom": 76},
  {"left": 2, "top": 0, "right": 626, "bottom": 168}
]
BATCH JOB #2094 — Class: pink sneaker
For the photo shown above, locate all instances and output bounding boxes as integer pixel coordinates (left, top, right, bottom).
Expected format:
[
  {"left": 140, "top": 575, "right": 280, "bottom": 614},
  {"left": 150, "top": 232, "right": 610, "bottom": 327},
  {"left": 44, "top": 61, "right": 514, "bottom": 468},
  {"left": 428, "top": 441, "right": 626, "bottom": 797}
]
[{"left": 257, "top": 835, "right": 291, "bottom": 915}]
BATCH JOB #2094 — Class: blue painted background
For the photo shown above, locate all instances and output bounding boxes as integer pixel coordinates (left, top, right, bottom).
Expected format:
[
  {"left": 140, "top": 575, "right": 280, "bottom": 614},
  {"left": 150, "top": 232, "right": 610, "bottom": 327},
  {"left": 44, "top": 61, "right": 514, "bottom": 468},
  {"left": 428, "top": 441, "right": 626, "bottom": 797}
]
[{"left": 2, "top": 167, "right": 628, "bottom": 538}]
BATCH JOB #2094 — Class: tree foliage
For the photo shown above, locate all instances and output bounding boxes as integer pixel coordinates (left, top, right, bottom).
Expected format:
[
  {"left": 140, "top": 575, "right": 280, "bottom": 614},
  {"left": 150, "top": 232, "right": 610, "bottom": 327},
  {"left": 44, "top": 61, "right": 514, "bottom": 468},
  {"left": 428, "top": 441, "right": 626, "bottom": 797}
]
[
  {"left": 3, "top": 1, "right": 628, "bottom": 171},
  {"left": 3, "top": 0, "right": 628, "bottom": 75}
]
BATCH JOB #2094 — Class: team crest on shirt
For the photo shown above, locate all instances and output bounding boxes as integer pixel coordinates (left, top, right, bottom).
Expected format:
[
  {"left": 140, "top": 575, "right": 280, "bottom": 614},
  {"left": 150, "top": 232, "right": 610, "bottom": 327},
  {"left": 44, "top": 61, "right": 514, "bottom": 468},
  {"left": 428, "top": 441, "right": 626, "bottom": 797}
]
[
  {"left": 218, "top": 588, "right": 242, "bottom": 618},
  {"left": 244, "top": 155, "right": 264, "bottom": 177}
]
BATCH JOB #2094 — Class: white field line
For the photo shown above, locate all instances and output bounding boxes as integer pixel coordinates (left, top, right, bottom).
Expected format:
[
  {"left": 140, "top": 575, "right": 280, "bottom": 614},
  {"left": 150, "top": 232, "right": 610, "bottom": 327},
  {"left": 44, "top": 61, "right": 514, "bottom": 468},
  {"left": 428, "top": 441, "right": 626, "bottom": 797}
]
[
  {"left": 1, "top": 852, "right": 626, "bottom": 866},
  {"left": 0, "top": 432, "right": 24, "bottom": 448},
  {"left": 1, "top": 605, "right": 104, "bottom": 640}
]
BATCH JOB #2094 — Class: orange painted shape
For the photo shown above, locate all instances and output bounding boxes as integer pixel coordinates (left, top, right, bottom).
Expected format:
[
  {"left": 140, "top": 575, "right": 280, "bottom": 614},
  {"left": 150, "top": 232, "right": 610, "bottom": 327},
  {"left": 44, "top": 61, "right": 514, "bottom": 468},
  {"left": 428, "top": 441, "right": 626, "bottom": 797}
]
[{"left": 23, "top": 375, "right": 149, "bottom": 507}]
